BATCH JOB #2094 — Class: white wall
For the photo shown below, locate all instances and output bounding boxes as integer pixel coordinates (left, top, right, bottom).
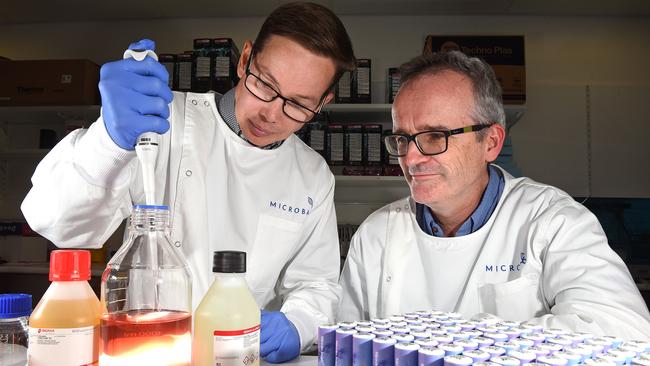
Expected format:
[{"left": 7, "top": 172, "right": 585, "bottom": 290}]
[{"left": 1, "top": 15, "right": 649, "bottom": 197}]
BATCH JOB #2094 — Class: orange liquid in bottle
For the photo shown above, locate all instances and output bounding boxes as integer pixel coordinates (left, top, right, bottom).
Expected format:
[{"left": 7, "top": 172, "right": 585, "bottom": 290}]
[
  {"left": 29, "top": 282, "right": 102, "bottom": 366},
  {"left": 100, "top": 309, "right": 191, "bottom": 366}
]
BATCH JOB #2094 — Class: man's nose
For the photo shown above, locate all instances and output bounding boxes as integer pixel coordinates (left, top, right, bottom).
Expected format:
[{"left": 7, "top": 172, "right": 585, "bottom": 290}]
[
  {"left": 259, "top": 97, "right": 284, "bottom": 123},
  {"left": 402, "top": 140, "right": 428, "bottom": 166}
]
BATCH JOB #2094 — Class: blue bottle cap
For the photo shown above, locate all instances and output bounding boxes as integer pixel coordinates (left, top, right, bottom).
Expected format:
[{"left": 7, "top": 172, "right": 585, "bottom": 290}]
[
  {"left": 133, "top": 204, "right": 169, "bottom": 210},
  {"left": 0, "top": 294, "right": 32, "bottom": 318}
]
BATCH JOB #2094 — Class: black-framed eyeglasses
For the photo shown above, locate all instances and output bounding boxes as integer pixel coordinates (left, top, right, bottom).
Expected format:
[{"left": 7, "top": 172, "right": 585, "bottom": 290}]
[
  {"left": 384, "top": 124, "right": 492, "bottom": 157},
  {"left": 244, "top": 51, "right": 324, "bottom": 123}
]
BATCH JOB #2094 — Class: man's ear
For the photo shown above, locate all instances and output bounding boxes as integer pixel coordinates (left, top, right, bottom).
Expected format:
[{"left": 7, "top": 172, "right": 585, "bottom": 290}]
[
  {"left": 485, "top": 123, "right": 506, "bottom": 163},
  {"left": 237, "top": 40, "right": 254, "bottom": 79}
]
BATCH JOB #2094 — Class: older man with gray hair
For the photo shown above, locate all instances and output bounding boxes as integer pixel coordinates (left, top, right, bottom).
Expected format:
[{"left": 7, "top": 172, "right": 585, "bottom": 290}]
[{"left": 338, "top": 51, "right": 650, "bottom": 339}]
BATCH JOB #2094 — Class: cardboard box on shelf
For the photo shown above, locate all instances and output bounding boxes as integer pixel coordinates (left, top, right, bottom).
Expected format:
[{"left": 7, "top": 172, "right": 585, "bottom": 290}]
[
  {"left": 0, "top": 59, "right": 100, "bottom": 106},
  {"left": 423, "top": 35, "right": 525, "bottom": 104}
]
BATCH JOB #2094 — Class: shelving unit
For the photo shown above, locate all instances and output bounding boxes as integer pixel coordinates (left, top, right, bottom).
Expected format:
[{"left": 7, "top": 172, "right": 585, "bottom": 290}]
[
  {"left": 333, "top": 176, "right": 410, "bottom": 224},
  {"left": 334, "top": 174, "right": 405, "bottom": 187},
  {"left": 323, "top": 103, "right": 526, "bottom": 131},
  {"left": 0, "top": 105, "right": 100, "bottom": 220},
  {"left": 330, "top": 169, "right": 409, "bottom": 225},
  {"left": 0, "top": 149, "right": 50, "bottom": 159},
  {"left": 324, "top": 103, "right": 392, "bottom": 112},
  {"left": 0, "top": 105, "right": 100, "bottom": 123}
]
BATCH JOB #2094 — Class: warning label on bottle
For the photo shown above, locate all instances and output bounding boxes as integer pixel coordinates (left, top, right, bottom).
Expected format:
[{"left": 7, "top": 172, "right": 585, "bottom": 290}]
[
  {"left": 28, "top": 326, "right": 97, "bottom": 365},
  {"left": 213, "top": 324, "right": 260, "bottom": 366}
]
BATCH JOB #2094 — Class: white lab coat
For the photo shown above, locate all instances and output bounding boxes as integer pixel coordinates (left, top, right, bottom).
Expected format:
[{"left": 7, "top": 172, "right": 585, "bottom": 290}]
[
  {"left": 339, "top": 167, "right": 650, "bottom": 340},
  {"left": 21, "top": 92, "right": 341, "bottom": 351}
]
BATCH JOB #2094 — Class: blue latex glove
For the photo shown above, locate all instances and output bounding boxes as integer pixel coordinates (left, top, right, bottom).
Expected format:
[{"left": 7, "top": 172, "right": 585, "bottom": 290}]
[
  {"left": 99, "top": 39, "right": 174, "bottom": 150},
  {"left": 260, "top": 310, "right": 301, "bottom": 363}
]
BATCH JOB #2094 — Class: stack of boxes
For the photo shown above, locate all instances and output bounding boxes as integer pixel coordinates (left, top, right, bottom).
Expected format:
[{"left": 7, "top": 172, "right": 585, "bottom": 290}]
[
  {"left": 336, "top": 59, "right": 372, "bottom": 104},
  {"left": 159, "top": 37, "right": 240, "bottom": 95},
  {"left": 301, "top": 122, "right": 400, "bottom": 176}
]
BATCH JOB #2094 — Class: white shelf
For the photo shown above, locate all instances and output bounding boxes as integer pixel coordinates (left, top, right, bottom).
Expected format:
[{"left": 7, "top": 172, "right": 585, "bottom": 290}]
[
  {"left": 0, "top": 105, "right": 100, "bottom": 123},
  {"left": 324, "top": 103, "right": 391, "bottom": 113},
  {"left": 0, "top": 149, "right": 50, "bottom": 158},
  {"left": 335, "top": 174, "right": 406, "bottom": 188},
  {"left": 333, "top": 173, "right": 410, "bottom": 224}
]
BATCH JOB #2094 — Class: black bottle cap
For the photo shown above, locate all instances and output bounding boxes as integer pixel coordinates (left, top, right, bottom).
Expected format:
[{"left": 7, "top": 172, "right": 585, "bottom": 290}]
[{"left": 213, "top": 251, "right": 246, "bottom": 273}]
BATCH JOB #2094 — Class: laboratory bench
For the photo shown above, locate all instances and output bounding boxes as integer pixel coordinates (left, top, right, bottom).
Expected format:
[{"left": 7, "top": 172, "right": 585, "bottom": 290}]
[{"left": 263, "top": 356, "right": 316, "bottom": 365}]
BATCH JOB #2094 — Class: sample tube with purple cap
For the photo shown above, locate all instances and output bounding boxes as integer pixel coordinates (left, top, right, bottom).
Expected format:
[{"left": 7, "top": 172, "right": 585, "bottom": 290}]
[
  {"left": 418, "top": 347, "right": 445, "bottom": 366},
  {"left": 373, "top": 337, "right": 397, "bottom": 366},
  {"left": 319, "top": 324, "right": 339, "bottom": 366},
  {"left": 353, "top": 332, "right": 376, "bottom": 366},
  {"left": 336, "top": 328, "right": 358, "bottom": 366},
  {"left": 395, "top": 343, "right": 420, "bottom": 366}
]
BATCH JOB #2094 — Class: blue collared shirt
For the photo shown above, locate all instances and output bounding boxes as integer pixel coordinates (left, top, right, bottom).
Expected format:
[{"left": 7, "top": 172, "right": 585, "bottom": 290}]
[{"left": 416, "top": 165, "right": 505, "bottom": 237}]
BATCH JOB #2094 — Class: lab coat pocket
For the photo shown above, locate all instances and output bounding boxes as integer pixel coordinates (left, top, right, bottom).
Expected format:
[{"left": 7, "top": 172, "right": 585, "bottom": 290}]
[
  {"left": 248, "top": 214, "right": 302, "bottom": 305},
  {"left": 479, "top": 273, "right": 544, "bottom": 321}
]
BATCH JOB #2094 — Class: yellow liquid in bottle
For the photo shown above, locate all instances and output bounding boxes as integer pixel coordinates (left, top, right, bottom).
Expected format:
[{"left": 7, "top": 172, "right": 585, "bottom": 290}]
[
  {"left": 193, "top": 274, "right": 260, "bottom": 366},
  {"left": 29, "top": 281, "right": 102, "bottom": 366}
]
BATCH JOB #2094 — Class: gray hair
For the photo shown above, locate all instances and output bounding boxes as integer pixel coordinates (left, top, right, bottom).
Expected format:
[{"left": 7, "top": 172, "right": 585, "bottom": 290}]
[{"left": 398, "top": 51, "right": 506, "bottom": 129}]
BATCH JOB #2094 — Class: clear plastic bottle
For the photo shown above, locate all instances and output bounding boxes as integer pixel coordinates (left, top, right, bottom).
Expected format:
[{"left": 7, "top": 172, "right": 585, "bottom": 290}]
[
  {"left": 0, "top": 293, "right": 32, "bottom": 366},
  {"left": 193, "top": 251, "right": 261, "bottom": 366},
  {"left": 100, "top": 204, "right": 192, "bottom": 366},
  {"left": 28, "top": 249, "right": 102, "bottom": 366}
]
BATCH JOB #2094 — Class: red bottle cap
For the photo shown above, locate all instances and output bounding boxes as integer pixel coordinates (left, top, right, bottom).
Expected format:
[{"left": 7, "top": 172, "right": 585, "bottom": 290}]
[{"left": 49, "top": 250, "right": 91, "bottom": 281}]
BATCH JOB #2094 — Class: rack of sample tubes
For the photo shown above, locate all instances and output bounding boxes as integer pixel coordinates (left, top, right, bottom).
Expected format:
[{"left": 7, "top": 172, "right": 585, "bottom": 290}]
[{"left": 318, "top": 310, "right": 650, "bottom": 366}]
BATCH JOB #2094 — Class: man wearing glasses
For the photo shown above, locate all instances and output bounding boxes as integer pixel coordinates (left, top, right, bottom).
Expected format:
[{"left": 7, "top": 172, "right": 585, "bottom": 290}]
[
  {"left": 338, "top": 51, "right": 650, "bottom": 338},
  {"left": 22, "top": 2, "right": 355, "bottom": 362}
]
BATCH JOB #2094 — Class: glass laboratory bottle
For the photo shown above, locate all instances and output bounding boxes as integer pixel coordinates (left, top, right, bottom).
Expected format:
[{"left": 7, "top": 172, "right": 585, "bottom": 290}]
[
  {"left": 100, "top": 205, "right": 192, "bottom": 366},
  {"left": 0, "top": 293, "right": 31, "bottom": 366},
  {"left": 193, "top": 251, "right": 261, "bottom": 366},
  {"left": 28, "top": 249, "right": 102, "bottom": 366}
]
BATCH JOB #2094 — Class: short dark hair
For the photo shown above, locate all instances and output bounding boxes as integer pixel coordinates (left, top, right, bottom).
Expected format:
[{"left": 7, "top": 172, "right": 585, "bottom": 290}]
[
  {"left": 253, "top": 2, "right": 356, "bottom": 87},
  {"left": 398, "top": 51, "right": 505, "bottom": 131}
]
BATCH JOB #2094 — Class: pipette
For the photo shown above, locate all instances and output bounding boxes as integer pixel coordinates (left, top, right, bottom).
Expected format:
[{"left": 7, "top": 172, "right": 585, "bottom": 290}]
[
  {"left": 123, "top": 47, "right": 160, "bottom": 206},
  {"left": 123, "top": 47, "right": 162, "bottom": 310}
]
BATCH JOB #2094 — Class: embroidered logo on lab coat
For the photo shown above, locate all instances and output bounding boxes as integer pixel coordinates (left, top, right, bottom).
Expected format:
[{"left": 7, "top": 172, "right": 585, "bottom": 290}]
[
  {"left": 269, "top": 196, "right": 313, "bottom": 216},
  {"left": 485, "top": 252, "right": 527, "bottom": 272}
]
